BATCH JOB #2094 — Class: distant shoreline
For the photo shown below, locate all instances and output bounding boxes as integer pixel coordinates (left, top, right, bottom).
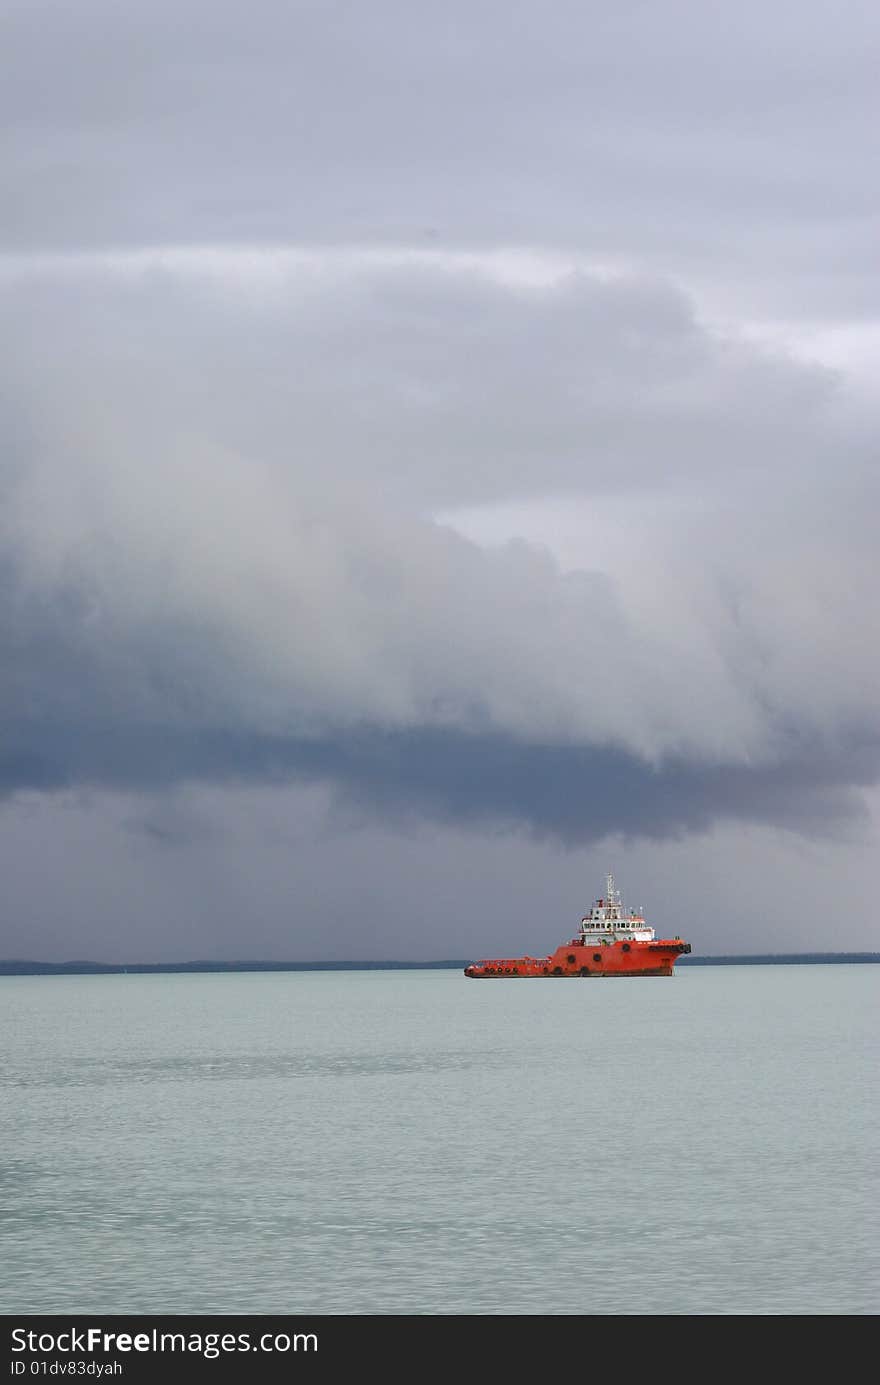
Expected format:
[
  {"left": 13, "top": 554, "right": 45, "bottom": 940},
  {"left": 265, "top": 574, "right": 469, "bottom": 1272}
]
[{"left": 1, "top": 953, "right": 878, "bottom": 976}]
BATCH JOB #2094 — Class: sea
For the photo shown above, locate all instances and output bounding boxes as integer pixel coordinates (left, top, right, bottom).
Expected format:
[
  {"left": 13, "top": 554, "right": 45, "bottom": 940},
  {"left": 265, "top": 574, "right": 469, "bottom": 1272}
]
[{"left": 2, "top": 964, "right": 877, "bottom": 1317}]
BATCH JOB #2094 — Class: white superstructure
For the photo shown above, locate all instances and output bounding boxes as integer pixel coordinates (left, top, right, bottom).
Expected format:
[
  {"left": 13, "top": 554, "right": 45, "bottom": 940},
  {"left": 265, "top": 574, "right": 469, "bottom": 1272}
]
[{"left": 578, "top": 873, "right": 655, "bottom": 942}]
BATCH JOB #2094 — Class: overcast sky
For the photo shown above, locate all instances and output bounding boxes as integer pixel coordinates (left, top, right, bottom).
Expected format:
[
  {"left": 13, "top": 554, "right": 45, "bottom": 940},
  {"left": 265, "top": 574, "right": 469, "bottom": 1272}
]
[{"left": 2, "top": 0, "right": 878, "bottom": 961}]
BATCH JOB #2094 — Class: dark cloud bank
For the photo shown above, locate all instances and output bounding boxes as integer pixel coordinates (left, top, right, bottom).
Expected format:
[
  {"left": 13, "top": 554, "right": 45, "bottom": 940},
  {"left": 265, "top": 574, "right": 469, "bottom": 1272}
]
[
  {"left": 1, "top": 259, "right": 878, "bottom": 857},
  {"left": 3, "top": 724, "right": 878, "bottom": 847}
]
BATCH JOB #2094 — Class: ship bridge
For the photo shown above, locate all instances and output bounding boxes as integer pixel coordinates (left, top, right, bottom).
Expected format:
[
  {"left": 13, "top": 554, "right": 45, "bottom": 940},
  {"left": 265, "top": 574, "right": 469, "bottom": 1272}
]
[{"left": 578, "top": 873, "right": 655, "bottom": 942}]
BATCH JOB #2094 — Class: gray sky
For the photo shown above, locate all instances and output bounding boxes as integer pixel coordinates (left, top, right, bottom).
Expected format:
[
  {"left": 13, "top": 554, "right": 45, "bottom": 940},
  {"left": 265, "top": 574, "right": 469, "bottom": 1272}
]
[{"left": 2, "top": 1, "right": 878, "bottom": 960}]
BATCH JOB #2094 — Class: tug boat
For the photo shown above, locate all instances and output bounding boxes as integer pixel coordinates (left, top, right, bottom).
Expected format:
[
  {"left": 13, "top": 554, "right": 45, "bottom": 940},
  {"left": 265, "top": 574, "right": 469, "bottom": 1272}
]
[{"left": 464, "top": 874, "right": 691, "bottom": 978}]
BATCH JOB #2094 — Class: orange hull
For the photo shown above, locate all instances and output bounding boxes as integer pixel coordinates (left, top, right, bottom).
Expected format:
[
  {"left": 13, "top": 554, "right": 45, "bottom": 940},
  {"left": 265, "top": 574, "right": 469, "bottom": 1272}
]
[{"left": 464, "top": 937, "right": 691, "bottom": 978}]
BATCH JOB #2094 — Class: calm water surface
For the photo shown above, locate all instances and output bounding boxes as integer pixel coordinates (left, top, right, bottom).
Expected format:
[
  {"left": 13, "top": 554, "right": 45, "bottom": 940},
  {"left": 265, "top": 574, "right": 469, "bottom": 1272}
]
[{"left": 2, "top": 966, "right": 877, "bottom": 1315}]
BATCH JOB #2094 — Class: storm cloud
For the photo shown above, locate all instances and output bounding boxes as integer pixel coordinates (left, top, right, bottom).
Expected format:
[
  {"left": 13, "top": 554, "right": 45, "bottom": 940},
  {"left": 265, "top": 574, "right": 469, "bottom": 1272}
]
[
  {"left": 1, "top": 255, "right": 877, "bottom": 841},
  {"left": 1, "top": 2, "right": 878, "bottom": 957}
]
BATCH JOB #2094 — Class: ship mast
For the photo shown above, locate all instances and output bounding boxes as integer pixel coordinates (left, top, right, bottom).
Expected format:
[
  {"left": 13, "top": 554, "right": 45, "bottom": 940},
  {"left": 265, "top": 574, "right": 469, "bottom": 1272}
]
[{"left": 606, "top": 872, "right": 620, "bottom": 918}]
